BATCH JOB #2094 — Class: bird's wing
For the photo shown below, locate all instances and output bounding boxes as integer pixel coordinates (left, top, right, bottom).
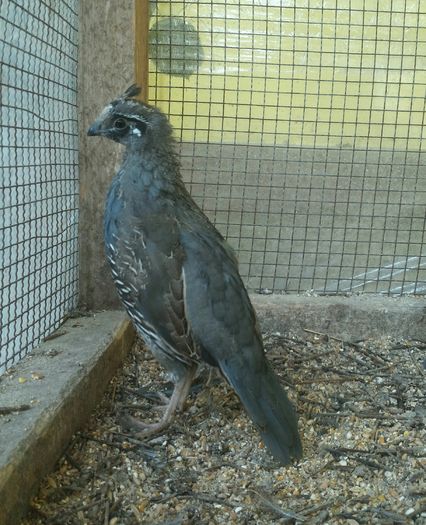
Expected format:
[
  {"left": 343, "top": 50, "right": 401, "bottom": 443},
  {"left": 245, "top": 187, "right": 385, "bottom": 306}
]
[
  {"left": 110, "top": 213, "right": 197, "bottom": 366},
  {"left": 180, "top": 226, "right": 263, "bottom": 365}
]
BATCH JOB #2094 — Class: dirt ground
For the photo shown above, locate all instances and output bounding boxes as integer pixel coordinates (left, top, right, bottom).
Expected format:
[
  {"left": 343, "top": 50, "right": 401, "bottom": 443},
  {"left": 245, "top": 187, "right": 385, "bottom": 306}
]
[{"left": 22, "top": 330, "right": 425, "bottom": 524}]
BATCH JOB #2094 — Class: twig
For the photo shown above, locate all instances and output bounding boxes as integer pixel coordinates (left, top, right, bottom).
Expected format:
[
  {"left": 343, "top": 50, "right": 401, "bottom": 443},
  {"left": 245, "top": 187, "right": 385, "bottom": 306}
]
[
  {"left": 292, "top": 349, "right": 338, "bottom": 364},
  {"left": 323, "top": 445, "right": 370, "bottom": 455},
  {"left": 314, "top": 410, "right": 422, "bottom": 424},
  {"left": 43, "top": 329, "right": 68, "bottom": 341},
  {"left": 0, "top": 404, "right": 32, "bottom": 415},
  {"left": 152, "top": 491, "right": 239, "bottom": 509},
  {"left": 304, "top": 328, "right": 389, "bottom": 366},
  {"left": 315, "top": 458, "right": 337, "bottom": 475},
  {"left": 351, "top": 343, "right": 390, "bottom": 365},
  {"left": 64, "top": 452, "right": 82, "bottom": 471},
  {"left": 111, "top": 430, "right": 161, "bottom": 448},
  {"left": 408, "top": 351, "right": 425, "bottom": 377},
  {"left": 300, "top": 499, "right": 341, "bottom": 517},
  {"left": 71, "top": 497, "right": 105, "bottom": 514},
  {"left": 79, "top": 432, "right": 131, "bottom": 451},
  {"left": 367, "top": 506, "right": 407, "bottom": 523},
  {"left": 250, "top": 488, "right": 306, "bottom": 522},
  {"left": 308, "top": 509, "right": 329, "bottom": 524},
  {"left": 323, "top": 445, "right": 388, "bottom": 469},
  {"left": 299, "top": 377, "right": 360, "bottom": 384},
  {"left": 103, "top": 499, "right": 110, "bottom": 525},
  {"left": 350, "top": 408, "right": 422, "bottom": 422},
  {"left": 303, "top": 328, "right": 341, "bottom": 342},
  {"left": 298, "top": 396, "right": 331, "bottom": 409}
]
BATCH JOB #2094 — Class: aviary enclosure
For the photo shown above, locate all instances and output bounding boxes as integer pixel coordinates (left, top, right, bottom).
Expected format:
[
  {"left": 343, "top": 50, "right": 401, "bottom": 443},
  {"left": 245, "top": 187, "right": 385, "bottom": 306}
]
[{"left": 1, "top": 1, "right": 425, "bottom": 523}]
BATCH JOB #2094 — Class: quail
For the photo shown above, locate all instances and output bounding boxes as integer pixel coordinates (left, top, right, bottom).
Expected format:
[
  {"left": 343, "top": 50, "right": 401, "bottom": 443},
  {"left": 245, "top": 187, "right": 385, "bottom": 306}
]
[{"left": 87, "top": 85, "right": 302, "bottom": 464}]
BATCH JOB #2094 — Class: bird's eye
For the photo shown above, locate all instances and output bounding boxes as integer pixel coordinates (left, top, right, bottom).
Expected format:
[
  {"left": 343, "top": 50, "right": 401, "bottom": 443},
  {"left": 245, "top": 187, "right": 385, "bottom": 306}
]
[{"left": 113, "top": 118, "right": 128, "bottom": 130}]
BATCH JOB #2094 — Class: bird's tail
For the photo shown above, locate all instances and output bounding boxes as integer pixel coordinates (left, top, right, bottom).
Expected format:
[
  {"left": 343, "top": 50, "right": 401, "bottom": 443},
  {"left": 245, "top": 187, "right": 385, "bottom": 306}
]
[{"left": 220, "top": 355, "right": 302, "bottom": 465}]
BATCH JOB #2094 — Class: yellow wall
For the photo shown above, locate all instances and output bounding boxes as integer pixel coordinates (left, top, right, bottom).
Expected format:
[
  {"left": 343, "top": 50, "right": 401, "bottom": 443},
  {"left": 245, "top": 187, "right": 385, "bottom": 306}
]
[{"left": 150, "top": 1, "right": 425, "bottom": 150}]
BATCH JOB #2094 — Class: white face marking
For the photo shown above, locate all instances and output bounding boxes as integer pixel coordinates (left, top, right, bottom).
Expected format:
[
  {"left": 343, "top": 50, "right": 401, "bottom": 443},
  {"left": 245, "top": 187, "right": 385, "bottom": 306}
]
[
  {"left": 131, "top": 127, "right": 142, "bottom": 136},
  {"left": 99, "top": 104, "right": 113, "bottom": 120}
]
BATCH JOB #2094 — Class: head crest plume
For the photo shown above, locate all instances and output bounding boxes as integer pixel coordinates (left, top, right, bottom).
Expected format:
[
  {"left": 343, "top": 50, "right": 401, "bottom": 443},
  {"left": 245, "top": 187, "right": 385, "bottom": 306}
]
[{"left": 121, "top": 84, "right": 142, "bottom": 100}]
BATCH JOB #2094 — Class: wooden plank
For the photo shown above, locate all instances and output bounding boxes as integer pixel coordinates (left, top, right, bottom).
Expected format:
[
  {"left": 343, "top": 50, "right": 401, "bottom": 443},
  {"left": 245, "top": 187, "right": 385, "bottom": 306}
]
[{"left": 134, "top": 0, "right": 150, "bottom": 102}]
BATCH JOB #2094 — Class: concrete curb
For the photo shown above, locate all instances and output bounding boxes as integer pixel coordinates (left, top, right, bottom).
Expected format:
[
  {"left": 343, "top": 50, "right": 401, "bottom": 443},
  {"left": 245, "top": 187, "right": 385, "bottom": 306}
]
[
  {"left": 0, "top": 311, "right": 135, "bottom": 525},
  {"left": 251, "top": 294, "right": 426, "bottom": 341}
]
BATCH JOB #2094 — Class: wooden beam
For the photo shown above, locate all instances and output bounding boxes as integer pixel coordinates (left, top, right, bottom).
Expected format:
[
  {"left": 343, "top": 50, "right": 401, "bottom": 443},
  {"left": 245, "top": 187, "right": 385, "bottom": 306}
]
[{"left": 134, "top": 0, "right": 149, "bottom": 102}]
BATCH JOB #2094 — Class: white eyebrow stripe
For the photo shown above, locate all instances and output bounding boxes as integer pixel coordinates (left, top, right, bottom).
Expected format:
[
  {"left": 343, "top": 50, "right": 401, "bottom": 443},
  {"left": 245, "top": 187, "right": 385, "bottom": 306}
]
[
  {"left": 98, "top": 103, "right": 113, "bottom": 120},
  {"left": 115, "top": 112, "right": 149, "bottom": 124}
]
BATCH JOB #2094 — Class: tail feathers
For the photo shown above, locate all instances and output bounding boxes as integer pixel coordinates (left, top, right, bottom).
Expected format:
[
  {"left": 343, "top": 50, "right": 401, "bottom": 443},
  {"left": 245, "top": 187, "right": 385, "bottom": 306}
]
[{"left": 220, "top": 358, "right": 302, "bottom": 465}]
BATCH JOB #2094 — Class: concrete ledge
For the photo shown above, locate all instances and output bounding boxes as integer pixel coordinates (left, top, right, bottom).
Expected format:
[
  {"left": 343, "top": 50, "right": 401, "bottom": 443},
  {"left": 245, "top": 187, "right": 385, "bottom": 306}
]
[
  {"left": 251, "top": 294, "right": 426, "bottom": 341},
  {"left": 0, "top": 311, "right": 135, "bottom": 525}
]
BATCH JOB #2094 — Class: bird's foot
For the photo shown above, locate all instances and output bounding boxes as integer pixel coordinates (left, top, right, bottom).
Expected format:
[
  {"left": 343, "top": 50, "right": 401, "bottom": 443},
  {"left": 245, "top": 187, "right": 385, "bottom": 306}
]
[
  {"left": 120, "top": 365, "right": 197, "bottom": 438},
  {"left": 120, "top": 412, "right": 172, "bottom": 437},
  {"left": 154, "top": 391, "right": 171, "bottom": 406},
  {"left": 140, "top": 391, "right": 171, "bottom": 412}
]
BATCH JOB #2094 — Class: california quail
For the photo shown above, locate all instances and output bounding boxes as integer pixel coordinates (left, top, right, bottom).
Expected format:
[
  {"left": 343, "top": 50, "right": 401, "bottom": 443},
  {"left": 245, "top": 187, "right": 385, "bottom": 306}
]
[{"left": 88, "top": 85, "right": 302, "bottom": 465}]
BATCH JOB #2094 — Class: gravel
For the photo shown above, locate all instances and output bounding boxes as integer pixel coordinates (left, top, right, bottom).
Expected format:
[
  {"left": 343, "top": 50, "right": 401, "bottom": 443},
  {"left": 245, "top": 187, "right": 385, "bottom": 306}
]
[{"left": 23, "top": 330, "right": 425, "bottom": 524}]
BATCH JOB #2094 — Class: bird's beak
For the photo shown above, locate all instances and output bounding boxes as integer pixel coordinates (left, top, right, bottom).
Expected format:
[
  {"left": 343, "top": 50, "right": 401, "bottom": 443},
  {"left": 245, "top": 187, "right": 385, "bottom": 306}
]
[{"left": 87, "top": 121, "right": 101, "bottom": 136}]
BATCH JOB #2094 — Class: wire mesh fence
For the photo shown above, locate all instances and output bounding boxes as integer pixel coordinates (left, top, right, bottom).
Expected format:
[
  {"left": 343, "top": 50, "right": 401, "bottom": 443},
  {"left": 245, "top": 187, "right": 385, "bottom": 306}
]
[
  {"left": 1, "top": 0, "right": 79, "bottom": 373},
  {"left": 148, "top": 0, "right": 426, "bottom": 295},
  {"left": 1, "top": 1, "right": 425, "bottom": 373}
]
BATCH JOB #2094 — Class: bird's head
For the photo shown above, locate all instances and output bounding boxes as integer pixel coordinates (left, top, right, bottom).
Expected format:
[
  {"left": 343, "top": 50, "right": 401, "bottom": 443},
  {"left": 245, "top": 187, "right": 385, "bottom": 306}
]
[{"left": 87, "top": 85, "right": 173, "bottom": 148}]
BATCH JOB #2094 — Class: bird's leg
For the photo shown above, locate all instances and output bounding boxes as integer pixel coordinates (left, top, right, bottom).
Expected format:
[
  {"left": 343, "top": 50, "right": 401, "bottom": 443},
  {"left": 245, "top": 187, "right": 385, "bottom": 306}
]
[
  {"left": 151, "top": 391, "right": 171, "bottom": 408},
  {"left": 205, "top": 365, "right": 221, "bottom": 387},
  {"left": 122, "top": 365, "right": 197, "bottom": 437}
]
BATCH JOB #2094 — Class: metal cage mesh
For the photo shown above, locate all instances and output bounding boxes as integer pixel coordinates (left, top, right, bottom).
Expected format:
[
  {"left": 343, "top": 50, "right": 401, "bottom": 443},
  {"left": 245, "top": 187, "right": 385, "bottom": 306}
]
[
  {"left": 148, "top": 0, "right": 426, "bottom": 295},
  {"left": 1, "top": 0, "right": 79, "bottom": 373}
]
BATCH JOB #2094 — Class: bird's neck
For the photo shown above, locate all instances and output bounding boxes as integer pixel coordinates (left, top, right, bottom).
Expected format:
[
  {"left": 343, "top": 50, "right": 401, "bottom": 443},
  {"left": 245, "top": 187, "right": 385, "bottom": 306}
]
[{"left": 120, "top": 143, "right": 182, "bottom": 194}]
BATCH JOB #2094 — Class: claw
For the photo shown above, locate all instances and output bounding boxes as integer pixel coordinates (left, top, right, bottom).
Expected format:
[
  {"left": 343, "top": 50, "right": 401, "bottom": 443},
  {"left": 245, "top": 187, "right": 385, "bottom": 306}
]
[
  {"left": 120, "top": 413, "right": 169, "bottom": 437},
  {"left": 156, "top": 391, "right": 171, "bottom": 406},
  {"left": 120, "top": 365, "right": 197, "bottom": 438}
]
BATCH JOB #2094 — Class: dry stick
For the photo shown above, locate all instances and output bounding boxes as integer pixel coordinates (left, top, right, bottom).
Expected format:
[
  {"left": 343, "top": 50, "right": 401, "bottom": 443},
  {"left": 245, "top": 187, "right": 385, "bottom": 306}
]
[
  {"left": 351, "top": 343, "right": 390, "bottom": 365},
  {"left": 0, "top": 404, "right": 31, "bottom": 414},
  {"left": 366, "top": 507, "right": 407, "bottom": 523},
  {"left": 299, "top": 377, "right": 360, "bottom": 384},
  {"left": 324, "top": 444, "right": 420, "bottom": 458},
  {"left": 72, "top": 497, "right": 105, "bottom": 515},
  {"left": 111, "top": 430, "right": 160, "bottom": 447},
  {"left": 302, "top": 328, "right": 362, "bottom": 348},
  {"left": 64, "top": 452, "right": 82, "bottom": 471},
  {"left": 408, "top": 351, "right": 425, "bottom": 377},
  {"left": 323, "top": 445, "right": 371, "bottom": 455},
  {"left": 298, "top": 395, "right": 331, "bottom": 409},
  {"left": 352, "top": 408, "right": 422, "bottom": 422},
  {"left": 316, "top": 409, "right": 421, "bottom": 422},
  {"left": 79, "top": 432, "right": 130, "bottom": 451},
  {"left": 103, "top": 497, "right": 110, "bottom": 525},
  {"left": 303, "top": 328, "right": 391, "bottom": 366},
  {"left": 249, "top": 489, "right": 306, "bottom": 522},
  {"left": 328, "top": 451, "right": 382, "bottom": 470},
  {"left": 305, "top": 499, "right": 366, "bottom": 525},
  {"left": 291, "top": 348, "right": 338, "bottom": 364},
  {"left": 303, "top": 328, "right": 340, "bottom": 340},
  {"left": 152, "top": 491, "right": 238, "bottom": 509},
  {"left": 299, "top": 499, "right": 342, "bottom": 517},
  {"left": 43, "top": 330, "right": 68, "bottom": 341},
  {"left": 110, "top": 380, "right": 118, "bottom": 403}
]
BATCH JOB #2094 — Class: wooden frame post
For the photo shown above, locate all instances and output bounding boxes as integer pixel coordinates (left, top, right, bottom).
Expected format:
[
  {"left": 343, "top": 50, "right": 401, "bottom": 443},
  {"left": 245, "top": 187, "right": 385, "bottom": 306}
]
[{"left": 134, "top": 0, "right": 150, "bottom": 102}]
